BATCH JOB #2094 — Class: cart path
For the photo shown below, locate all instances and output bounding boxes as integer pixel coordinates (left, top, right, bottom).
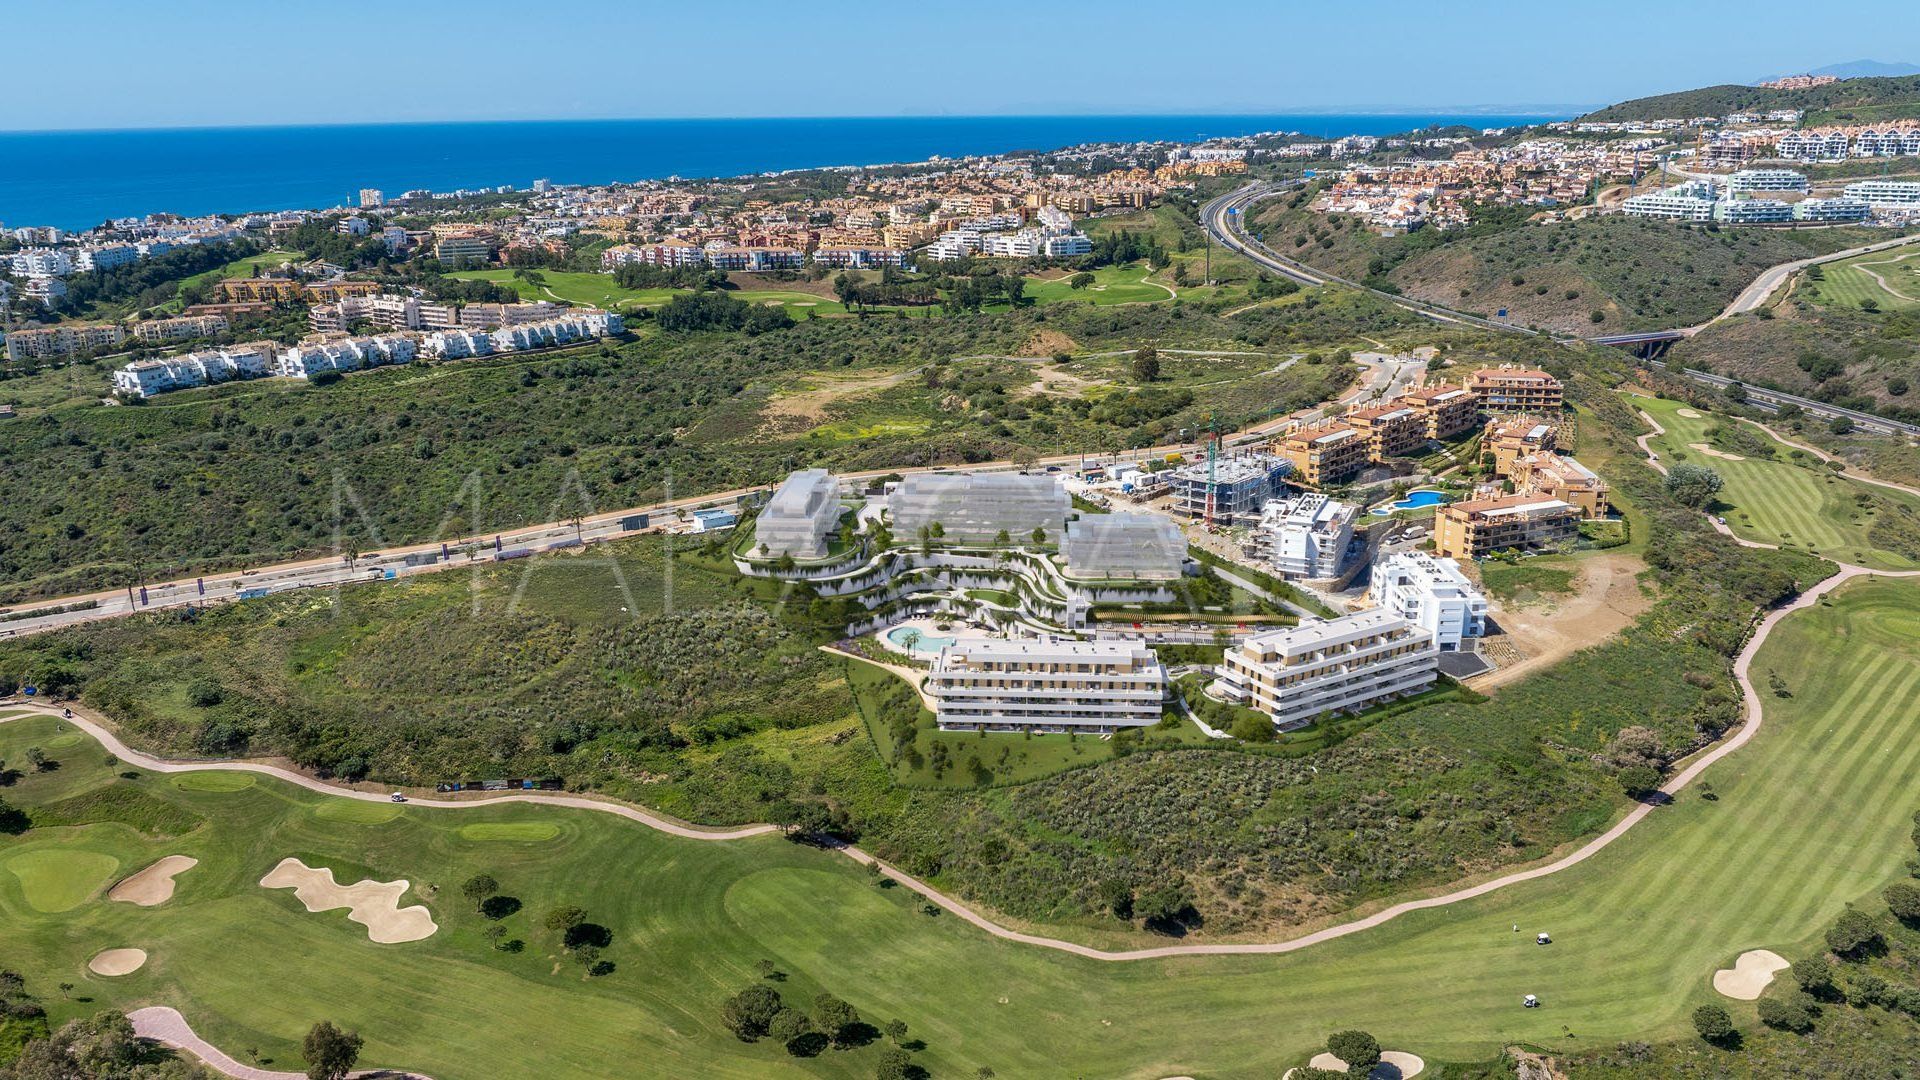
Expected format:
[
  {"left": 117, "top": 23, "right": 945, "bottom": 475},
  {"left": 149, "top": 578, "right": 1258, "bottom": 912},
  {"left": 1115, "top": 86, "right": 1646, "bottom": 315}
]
[{"left": 128, "top": 1007, "right": 431, "bottom": 1080}]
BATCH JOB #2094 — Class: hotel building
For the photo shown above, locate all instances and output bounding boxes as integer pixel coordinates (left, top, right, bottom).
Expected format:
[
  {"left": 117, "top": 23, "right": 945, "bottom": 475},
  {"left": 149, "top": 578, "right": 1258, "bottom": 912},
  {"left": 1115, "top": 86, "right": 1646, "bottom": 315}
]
[
  {"left": 928, "top": 637, "right": 1167, "bottom": 732},
  {"left": 1212, "top": 610, "right": 1439, "bottom": 728}
]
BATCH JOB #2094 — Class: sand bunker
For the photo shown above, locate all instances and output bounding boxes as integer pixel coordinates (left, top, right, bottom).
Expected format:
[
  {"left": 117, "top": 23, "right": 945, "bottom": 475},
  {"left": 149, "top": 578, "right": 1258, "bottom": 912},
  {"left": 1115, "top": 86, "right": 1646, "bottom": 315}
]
[
  {"left": 1714, "top": 949, "right": 1790, "bottom": 1000},
  {"left": 1688, "top": 442, "right": 1747, "bottom": 461},
  {"left": 1676, "top": 408, "right": 1703, "bottom": 418},
  {"left": 1295, "top": 1051, "right": 1426, "bottom": 1078},
  {"left": 108, "top": 855, "right": 198, "bottom": 907},
  {"left": 88, "top": 948, "right": 147, "bottom": 976},
  {"left": 259, "top": 857, "right": 437, "bottom": 943}
]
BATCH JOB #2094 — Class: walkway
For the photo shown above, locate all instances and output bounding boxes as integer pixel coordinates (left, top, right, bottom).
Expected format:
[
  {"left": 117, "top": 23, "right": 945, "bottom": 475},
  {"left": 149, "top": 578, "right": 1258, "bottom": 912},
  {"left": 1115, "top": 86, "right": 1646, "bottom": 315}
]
[{"left": 128, "top": 1007, "right": 431, "bottom": 1080}]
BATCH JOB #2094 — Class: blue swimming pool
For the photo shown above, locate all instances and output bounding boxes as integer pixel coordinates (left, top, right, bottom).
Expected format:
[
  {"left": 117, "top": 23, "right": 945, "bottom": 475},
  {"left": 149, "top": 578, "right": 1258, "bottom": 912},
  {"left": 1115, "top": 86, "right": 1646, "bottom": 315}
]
[
  {"left": 1370, "top": 489, "right": 1450, "bottom": 516},
  {"left": 886, "top": 626, "right": 955, "bottom": 655}
]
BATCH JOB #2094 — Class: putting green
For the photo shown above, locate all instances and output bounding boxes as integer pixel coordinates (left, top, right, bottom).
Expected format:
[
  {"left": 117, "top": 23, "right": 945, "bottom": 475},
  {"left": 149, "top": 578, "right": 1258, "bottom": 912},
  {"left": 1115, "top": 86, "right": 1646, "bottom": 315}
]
[
  {"left": 44, "top": 732, "right": 85, "bottom": 749},
  {"left": 172, "top": 772, "right": 255, "bottom": 792},
  {"left": 6, "top": 848, "right": 120, "bottom": 913},
  {"left": 313, "top": 800, "right": 403, "bottom": 825},
  {"left": 457, "top": 822, "right": 560, "bottom": 842}
]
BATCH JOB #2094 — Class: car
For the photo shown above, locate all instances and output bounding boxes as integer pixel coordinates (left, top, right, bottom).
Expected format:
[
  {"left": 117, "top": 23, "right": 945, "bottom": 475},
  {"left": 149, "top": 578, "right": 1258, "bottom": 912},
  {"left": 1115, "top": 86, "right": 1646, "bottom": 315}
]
[
  {"left": 1523, "top": 994, "right": 1540, "bottom": 1008},
  {"left": 389, "top": 792, "right": 408, "bottom": 803},
  {"left": 1537, "top": 932, "right": 1552, "bottom": 945}
]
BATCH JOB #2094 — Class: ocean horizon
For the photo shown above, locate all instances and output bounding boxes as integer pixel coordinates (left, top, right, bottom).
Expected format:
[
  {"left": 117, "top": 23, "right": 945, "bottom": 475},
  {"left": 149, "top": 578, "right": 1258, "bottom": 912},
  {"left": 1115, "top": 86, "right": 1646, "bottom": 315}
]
[{"left": 0, "top": 113, "right": 1570, "bottom": 231}]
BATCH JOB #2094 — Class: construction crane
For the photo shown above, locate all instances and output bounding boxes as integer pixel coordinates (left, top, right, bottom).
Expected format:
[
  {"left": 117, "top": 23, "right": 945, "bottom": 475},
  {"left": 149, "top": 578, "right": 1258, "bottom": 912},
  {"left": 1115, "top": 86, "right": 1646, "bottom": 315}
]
[{"left": 1203, "top": 412, "right": 1221, "bottom": 529}]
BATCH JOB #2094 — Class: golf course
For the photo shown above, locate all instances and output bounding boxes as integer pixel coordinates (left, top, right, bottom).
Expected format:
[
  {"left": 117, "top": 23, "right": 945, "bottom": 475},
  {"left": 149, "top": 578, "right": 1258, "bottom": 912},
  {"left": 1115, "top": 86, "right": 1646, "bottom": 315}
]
[
  {"left": 1638, "top": 393, "right": 1920, "bottom": 569},
  {"left": 3, "top": 568, "right": 1917, "bottom": 1077}
]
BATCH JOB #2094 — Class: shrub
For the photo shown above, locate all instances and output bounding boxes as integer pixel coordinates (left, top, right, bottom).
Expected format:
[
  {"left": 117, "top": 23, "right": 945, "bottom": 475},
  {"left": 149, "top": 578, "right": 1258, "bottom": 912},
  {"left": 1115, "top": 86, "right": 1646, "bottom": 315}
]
[
  {"left": 1326, "top": 1030, "right": 1381, "bottom": 1070},
  {"left": 722, "top": 985, "right": 784, "bottom": 1041},
  {"left": 1691, "top": 1003, "right": 1735, "bottom": 1044},
  {"left": 1756, "top": 995, "right": 1813, "bottom": 1032},
  {"left": 1825, "top": 908, "right": 1881, "bottom": 958},
  {"left": 1885, "top": 881, "right": 1920, "bottom": 923}
]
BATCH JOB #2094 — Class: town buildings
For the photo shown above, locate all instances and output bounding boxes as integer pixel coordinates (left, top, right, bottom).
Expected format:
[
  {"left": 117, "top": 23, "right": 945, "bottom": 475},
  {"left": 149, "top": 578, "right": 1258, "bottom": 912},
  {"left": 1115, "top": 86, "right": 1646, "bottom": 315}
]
[
  {"left": 112, "top": 343, "right": 274, "bottom": 398},
  {"left": 928, "top": 637, "right": 1167, "bottom": 733},
  {"left": 1060, "top": 513, "right": 1186, "bottom": 580},
  {"left": 1432, "top": 493, "right": 1581, "bottom": 559},
  {"left": 4, "top": 323, "right": 126, "bottom": 362},
  {"left": 130, "top": 314, "right": 230, "bottom": 344},
  {"left": 889, "top": 472, "right": 1071, "bottom": 544},
  {"left": 1404, "top": 383, "right": 1481, "bottom": 439},
  {"left": 1344, "top": 400, "right": 1429, "bottom": 461},
  {"left": 1726, "top": 169, "right": 1809, "bottom": 194},
  {"left": 1255, "top": 493, "right": 1357, "bottom": 579},
  {"left": 1278, "top": 421, "right": 1371, "bottom": 487},
  {"left": 1467, "top": 367, "right": 1563, "bottom": 413},
  {"left": 1483, "top": 417, "right": 1558, "bottom": 475},
  {"left": 753, "top": 469, "right": 845, "bottom": 559},
  {"left": 1509, "top": 452, "right": 1611, "bottom": 518},
  {"left": 1369, "top": 551, "right": 1488, "bottom": 651},
  {"left": 1212, "top": 610, "right": 1439, "bottom": 728},
  {"left": 1845, "top": 180, "right": 1920, "bottom": 208},
  {"left": 276, "top": 335, "right": 416, "bottom": 379}
]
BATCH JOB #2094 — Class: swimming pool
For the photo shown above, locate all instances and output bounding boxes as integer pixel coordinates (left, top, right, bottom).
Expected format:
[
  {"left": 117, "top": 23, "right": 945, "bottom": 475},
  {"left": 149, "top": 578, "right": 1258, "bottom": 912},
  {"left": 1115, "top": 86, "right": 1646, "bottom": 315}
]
[
  {"left": 1370, "top": 489, "right": 1450, "bottom": 516},
  {"left": 885, "top": 626, "right": 955, "bottom": 656}
]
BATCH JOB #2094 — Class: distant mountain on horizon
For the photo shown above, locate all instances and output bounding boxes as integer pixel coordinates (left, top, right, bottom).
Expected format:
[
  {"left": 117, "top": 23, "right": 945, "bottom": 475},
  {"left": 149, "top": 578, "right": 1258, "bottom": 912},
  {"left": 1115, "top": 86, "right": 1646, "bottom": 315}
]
[{"left": 1755, "top": 59, "right": 1920, "bottom": 84}]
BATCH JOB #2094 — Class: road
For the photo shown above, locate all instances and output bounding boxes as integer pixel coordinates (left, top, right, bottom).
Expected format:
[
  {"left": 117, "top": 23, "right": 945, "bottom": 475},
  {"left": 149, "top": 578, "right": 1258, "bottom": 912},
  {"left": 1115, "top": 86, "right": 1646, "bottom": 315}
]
[{"left": 0, "top": 352, "right": 1414, "bottom": 640}]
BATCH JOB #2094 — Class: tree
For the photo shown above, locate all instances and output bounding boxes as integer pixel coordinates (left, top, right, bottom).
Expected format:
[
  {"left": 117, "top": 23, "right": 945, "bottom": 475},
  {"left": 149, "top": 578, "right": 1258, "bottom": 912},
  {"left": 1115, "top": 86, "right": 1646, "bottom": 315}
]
[
  {"left": 460, "top": 873, "right": 499, "bottom": 911},
  {"left": 875, "top": 1046, "right": 913, "bottom": 1080},
  {"left": 1793, "top": 953, "right": 1834, "bottom": 997},
  {"left": 1885, "top": 881, "right": 1920, "bottom": 924},
  {"left": 722, "top": 984, "right": 784, "bottom": 1041},
  {"left": 1326, "top": 1030, "right": 1381, "bottom": 1071},
  {"left": 1616, "top": 764, "right": 1663, "bottom": 798},
  {"left": 543, "top": 905, "right": 588, "bottom": 934},
  {"left": 994, "top": 528, "right": 1011, "bottom": 548},
  {"left": 1830, "top": 416, "right": 1855, "bottom": 436},
  {"left": 1664, "top": 462, "right": 1724, "bottom": 508},
  {"left": 1826, "top": 908, "right": 1881, "bottom": 958},
  {"left": 302, "top": 1020, "right": 364, "bottom": 1080},
  {"left": 1692, "top": 1003, "right": 1735, "bottom": 1044},
  {"left": 1069, "top": 272, "right": 1095, "bottom": 289},
  {"left": 1031, "top": 526, "right": 1047, "bottom": 545},
  {"left": 884, "top": 1018, "right": 909, "bottom": 1044},
  {"left": 769, "top": 1007, "right": 813, "bottom": 1047},
  {"left": 1757, "top": 995, "right": 1813, "bottom": 1032},
  {"left": 24, "top": 747, "right": 46, "bottom": 772},
  {"left": 1131, "top": 345, "right": 1161, "bottom": 383},
  {"left": 813, "top": 993, "right": 863, "bottom": 1048}
]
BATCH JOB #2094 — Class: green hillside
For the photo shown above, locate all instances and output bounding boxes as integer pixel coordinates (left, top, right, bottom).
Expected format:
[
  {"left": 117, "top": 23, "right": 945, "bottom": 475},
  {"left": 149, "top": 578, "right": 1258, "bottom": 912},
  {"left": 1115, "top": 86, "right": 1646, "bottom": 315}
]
[{"left": 1580, "top": 74, "right": 1920, "bottom": 122}]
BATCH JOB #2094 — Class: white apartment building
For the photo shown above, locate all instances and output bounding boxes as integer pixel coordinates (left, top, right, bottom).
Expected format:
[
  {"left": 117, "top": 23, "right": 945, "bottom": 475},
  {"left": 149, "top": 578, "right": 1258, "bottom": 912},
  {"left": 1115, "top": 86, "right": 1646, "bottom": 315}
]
[
  {"left": 131, "top": 314, "right": 229, "bottom": 343},
  {"left": 1727, "top": 169, "right": 1808, "bottom": 194},
  {"left": 1621, "top": 190, "right": 1715, "bottom": 221},
  {"left": 4, "top": 322, "right": 124, "bottom": 361},
  {"left": 928, "top": 636, "right": 1167, "bottom": 732},
  {"left": 113, "top": 343, "right": 272, "bottom": 398},
  {"left": 21, "top": 277, "right": 68, "bottom": 307},
  {"left": 889, "top": 472, "right": 1071, "bottom": 544},
  {"left": 925, "top": 230, "right": 982, "bottom": 261},
  {"left": 1212, "top": 610, "right": 1439, "bottom": 729},
  {"left": 1714, "top": 199, "right": 1794, "bottom": 224},
  {"left": 1060, "top": 512, "right": 1186, "bottom": 580},
  {"left": 1256, "top": 493, "right": 1357, "bottom": 579},
  {"left": 359, "top": 188, "right": 384, "bottom": 207},
  {"left": 456, "top": 301, "right": 562, "bottom": 328},
  {"left": 1855, "top": 129, "right": 1920, "bottom": 157},
  {"left": 9, "top": 248, "right": 74, "bottom": 277},
  {"left": 74, "top": 244, "right": 140, "bottom": 272},
  {"left": 1042, "top": 232, "right": 1093, "bottom": 257},
  {"left": 309, "top": 293, "right": 459, "bottom": 334},
  {"left": 1794, "top": 197, "right": 1872, "bottom": 222},
  {"left": 276, "top": 334, "right": 416, "bottom": 379},
  {"left": 422, "top": 327, "right": 495, "bottom": 359},
  {"left": 1777, "top": 131, "right": 1850, "bottom": 161},
  {"left": 488, "top": 311, "right": 622, "bottom": 351},
  {"left": 336, "top": 216, "right": 371, "bottom": 236},
  {"left": 1368, "top": 551, "right": 1488, "bottom": 651},
  {"left": 1845, "top": 180, "right": 1920, "bottom": 208},
  {"left": 754, "top": 468, "right": 843, "bottom": 559}
]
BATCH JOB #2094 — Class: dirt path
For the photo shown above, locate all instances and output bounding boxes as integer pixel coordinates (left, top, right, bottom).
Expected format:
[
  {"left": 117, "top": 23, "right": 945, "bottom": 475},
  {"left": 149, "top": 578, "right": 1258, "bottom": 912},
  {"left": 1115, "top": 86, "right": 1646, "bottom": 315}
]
[{"left": 128, "top": 1007, "right": 430, "bottom": 1080}]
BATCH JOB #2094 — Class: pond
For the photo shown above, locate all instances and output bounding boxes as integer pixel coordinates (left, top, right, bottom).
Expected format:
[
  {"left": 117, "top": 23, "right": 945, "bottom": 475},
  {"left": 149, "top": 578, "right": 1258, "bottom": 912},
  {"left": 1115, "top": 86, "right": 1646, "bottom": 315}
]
[{"left": 885, "top": 625, "right": 956, "bottom": 657}]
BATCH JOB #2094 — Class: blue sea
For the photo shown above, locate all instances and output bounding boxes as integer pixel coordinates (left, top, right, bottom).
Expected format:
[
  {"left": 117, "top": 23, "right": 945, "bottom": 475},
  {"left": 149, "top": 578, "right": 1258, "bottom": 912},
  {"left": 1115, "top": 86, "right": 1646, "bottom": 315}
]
[{"left": 0, "top": 114, "right": 1566, "bottom": 231}]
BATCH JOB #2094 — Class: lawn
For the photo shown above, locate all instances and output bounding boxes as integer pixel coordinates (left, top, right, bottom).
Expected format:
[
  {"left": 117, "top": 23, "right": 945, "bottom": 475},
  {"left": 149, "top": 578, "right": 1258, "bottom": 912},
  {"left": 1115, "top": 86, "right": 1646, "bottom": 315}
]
[
  {"left": 1023, "top": 265, "right": 1173, "bottom": 306},
  {"left": 1804, "top": 248, "right": 1920, "bottom": 312},
  {"left": 4, "top": 574, "right": 1918, "bottom": 1076},
  {"left": 1637, "top": 394, "right": 1920, "bottom": 569},
  {"left": 1478, "top": 558, "right": 1578, "bottom": 603}
]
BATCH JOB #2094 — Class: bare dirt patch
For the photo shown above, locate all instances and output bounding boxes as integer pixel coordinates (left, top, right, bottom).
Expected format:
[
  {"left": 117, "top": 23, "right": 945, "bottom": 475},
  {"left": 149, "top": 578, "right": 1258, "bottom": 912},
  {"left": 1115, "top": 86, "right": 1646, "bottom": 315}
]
[
  {"left": 1687, "top": 442, "right": 1747, "bottom": 461},
  {"left": 1713, "top": 949, "right": 1790, "bottom": 1000},
  {"left": 1024, "top": 363, "right": 1108, "bottom": 398},
  {"left": 1472, "top": 552, "right": 1650, "bottom": 691},
  {"left": 260, "top": 857, "right": 438, "bottom": 944},
  {"left": 108, "top": 855, "right": 197, "bottom": 907},
  {"left": 760, "top": 370, "right": 913, "bottom": 430},
  {"left": 88, "top": 948, "right": 147, "bottom": 976},
  {"left": 1019, "top": 328, "right": 1079, "bottom": 357}
]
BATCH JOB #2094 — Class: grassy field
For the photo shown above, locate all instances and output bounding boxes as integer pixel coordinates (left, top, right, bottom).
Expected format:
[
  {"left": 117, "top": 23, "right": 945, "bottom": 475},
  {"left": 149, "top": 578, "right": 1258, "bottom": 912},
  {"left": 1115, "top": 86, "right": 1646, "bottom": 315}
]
[
  {"left": 1023, "top": 265, "right": 1172, "bottom": 306},
  {"left": 4, "top": 574, "right": 1918, "bottom": 1077},
  {"left": 1478, "top": 558, "right": 1578, "bottom": 603},
  {"left": 1637, "top": 394, "right": 1920, "bottom": 569},
  {"left": 1804, "top": 247, "right": 1920, "bottom": 312},
  {"left": 446, "top": 269, "right": 853, "bottom": 318}
]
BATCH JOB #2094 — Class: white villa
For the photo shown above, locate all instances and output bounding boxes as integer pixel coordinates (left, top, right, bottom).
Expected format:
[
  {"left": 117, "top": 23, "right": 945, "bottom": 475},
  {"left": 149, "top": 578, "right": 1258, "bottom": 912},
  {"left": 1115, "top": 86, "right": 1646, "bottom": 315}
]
[{"left": 928, "top": 636, "right": 1167, "bottom": 732}]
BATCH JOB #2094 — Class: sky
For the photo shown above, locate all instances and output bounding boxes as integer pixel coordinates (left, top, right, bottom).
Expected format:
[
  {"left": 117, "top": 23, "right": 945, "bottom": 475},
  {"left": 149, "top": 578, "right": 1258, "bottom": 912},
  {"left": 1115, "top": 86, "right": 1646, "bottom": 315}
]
[{"left": 10, "top": 0, "right": 1920, "bottom": 131}]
